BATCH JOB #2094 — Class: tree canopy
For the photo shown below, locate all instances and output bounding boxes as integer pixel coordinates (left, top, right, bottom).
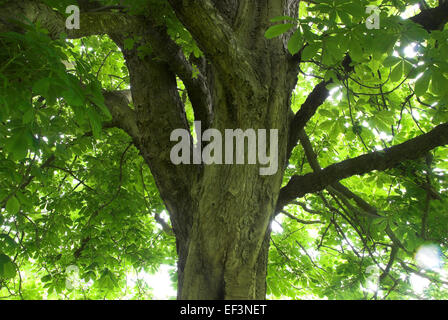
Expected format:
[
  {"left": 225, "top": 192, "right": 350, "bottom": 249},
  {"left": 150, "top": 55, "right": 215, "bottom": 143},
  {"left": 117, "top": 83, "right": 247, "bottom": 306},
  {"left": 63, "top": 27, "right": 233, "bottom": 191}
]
[{"left": 0, "top": 0, "right": 448, "bottom": 300}]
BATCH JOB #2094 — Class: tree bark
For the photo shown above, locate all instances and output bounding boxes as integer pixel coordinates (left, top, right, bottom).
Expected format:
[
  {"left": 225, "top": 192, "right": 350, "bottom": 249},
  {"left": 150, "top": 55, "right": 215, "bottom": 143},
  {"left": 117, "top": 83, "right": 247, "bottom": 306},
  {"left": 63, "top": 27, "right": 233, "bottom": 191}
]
[
  {"left": 120, "top": 0, "right": 300, "bottom": 299},
  {"left": 173, "top": 49, "right": 296, "bottom": 299},
  {"left": 177, "top": 85, "right": 289, "bottom": 299},
  {"left": 152, "top": 0, "right": 301, "bottom": 300}
]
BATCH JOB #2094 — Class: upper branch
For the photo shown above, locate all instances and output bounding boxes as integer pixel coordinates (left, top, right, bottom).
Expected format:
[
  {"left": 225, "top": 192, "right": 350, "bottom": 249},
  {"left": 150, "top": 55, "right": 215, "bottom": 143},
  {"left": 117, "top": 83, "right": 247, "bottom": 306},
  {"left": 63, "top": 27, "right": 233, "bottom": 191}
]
[
  {"left": 0, "top": 0, "right": 139, "bottom": 39},
  {"left": 143, "top": 21, "right": 213, "bottom": 127},
  {"left": 167, "top": 0, "right": 234, "bottom": 53},
  {"left": 277, "top": 122, "right": 448, "bottom": 211},
  {"left": 410, "top": 1, "right": 448, "bottom": 31},
  {"left": 167, "top": 0, "right": 248, "bottom": 70},
  {"left": 287, "top": 80, "right": 330, "bottom": 157}
]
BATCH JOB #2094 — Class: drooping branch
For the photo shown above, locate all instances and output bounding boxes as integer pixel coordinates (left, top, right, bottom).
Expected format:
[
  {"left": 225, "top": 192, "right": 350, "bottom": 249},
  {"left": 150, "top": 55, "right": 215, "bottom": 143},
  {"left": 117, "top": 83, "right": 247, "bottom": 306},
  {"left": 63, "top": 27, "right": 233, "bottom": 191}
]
[
  {"left": 0, "top": 0, "right": 140, "bottom": 39},
  {"left": 74, "top": 142, "right": 133, "bottom": 259},
  {"left": 297, "top": 129, "right": 380, "bottom": 216},
  {"left": 277, "top": 122, "right": 448, "bottom": 211},
  {"left": 285, "top": 129, "right": 416, "bottom": 277}
]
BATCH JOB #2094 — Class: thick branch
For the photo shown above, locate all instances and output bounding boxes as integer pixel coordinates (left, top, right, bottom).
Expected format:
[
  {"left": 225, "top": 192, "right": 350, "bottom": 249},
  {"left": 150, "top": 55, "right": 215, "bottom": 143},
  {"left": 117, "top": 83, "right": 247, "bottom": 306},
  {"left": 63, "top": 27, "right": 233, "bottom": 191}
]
[
  {"left": 167, "top": 0, "right": 237, "bottom": 58},
  {"left": 287, "top": 81, "right": 330, "bottom": 157},
  {"left": 167, "top": 0, "right": 254, "bottom": 78},
  {"left": 277, "top": 122, "right": 448, "bottom": 211},
  {"left": 143, "top": 21, "right": 213, "bottom": 127},
  {"left": 114, "top": 46, "right": 198, "bottom": 253},
  {"left": 409, "top": 1, "right": 448, "bottom": 31},
  {"left": 288, "top": 129, "right": 413, "bottom": 262},
  {"left": 103, "top": 90, "right": 139, "bottom": 140},
  {"left": 0, "top": 0, "right": 139, "bottom": 39}
]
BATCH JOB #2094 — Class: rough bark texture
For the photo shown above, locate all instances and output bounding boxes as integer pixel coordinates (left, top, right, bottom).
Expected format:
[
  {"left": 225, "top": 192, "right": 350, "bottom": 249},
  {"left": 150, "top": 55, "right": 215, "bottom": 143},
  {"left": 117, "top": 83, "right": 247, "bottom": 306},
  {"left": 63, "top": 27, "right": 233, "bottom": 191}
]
[{"left": 159, "top": 0, "right": 301, "bottom": 299}]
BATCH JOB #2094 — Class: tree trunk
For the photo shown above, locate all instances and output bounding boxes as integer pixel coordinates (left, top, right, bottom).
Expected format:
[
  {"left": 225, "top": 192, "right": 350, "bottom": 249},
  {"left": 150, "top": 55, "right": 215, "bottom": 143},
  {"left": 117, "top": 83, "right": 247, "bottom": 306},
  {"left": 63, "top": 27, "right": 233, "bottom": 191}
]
[
  {"left": 176, "top": 67, "right": 293, "bottom": 299},
  {"left": 178, "top": 162, "right": 280, "bottom": 299},
  {"left": 179, "top": 219, "right": 272, "bottom": 300}
]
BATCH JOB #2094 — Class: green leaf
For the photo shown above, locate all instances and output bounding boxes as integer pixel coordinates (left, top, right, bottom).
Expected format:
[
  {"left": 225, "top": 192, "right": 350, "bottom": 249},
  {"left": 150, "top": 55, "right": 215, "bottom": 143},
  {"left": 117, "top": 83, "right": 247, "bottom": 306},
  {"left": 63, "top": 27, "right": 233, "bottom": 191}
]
[
  {"left": 87, "top": 108, "right": 102, "bottom": 138},
  {"left": 287, "top": 30, "right": 303, "bottom": 55},
  {"left": 0, "top": 234, "right": 18, "bottom": 254},
  {"left": 301, "top": 42, "right": 320, "bottom": 61},
  {"left": 7, "top": 128, "right": 31, "bottom": 160},
  {"left": 82, "top": 270, "right": 96, "bottom": 282},
  {"left": 383, "top": 56, "right": 401, "bottom": 68},
  {"left": 337, "top": 10, "right": 351, "bottom": 26},
  {"left": 88, "top": 85, "right": 111, "bottom": 119},
  {"left": 431, "top": 71, "right": 448, "bottom": 95},
  {"left": 318, "top": 109, "right": 334, "bottom": 118},
  {"left": 192, "top": 44, "right": 202, "bottom": 59},
  {"left": 32, "top": 77, "right": 51, "bottom": 97},
  {"left": 390, "top": 61, "right": 403, "bottom": 82},
  {"left": 348, "top": 38, "right": 363, "bottom": 61},
  {"left": 324, "top": 70, "right": 339, "bottom": 83},
  {"left": 404, "top": 23, "right": 429, "bottom": 42},
  {"left": 372, "top": 217, "right": 387, "bottom": 232},
  {"left": 301, "top": 24, "right": 317, "bottom": 42},
  {"left": 63, "top": 89, "right": 84, "bottom": 107},
  {"left": 98, "top": 269, "right": 117, "bottom": 290},
  {"left": 41, "top": 274, "right": 52, "bottom": 282},
  {"left": 319, "top": 120, "right": 334, "bottom": 131},
  {"left": 0, "top": 253, "right": 16, "bottom": 279},
  {"left": 6, "top": 196, "right": 20, "bottom": 215},
  {"left": 415, "top": 71, "right": 431, "bottom": 97},
  {"left": 123, "top": 38, "right": 135, "bottom": 50},
  {"left": 22, "top": 108, "right": 34, "bottom": 124},
  {"left": 376, "top": 110, "right": 395, "bottom": 125},
  {"left": 340, "top": 3, "right": 365, "bottom": 19},
  {"left": 408, "top": 65, "right": 426, "bottom": 79},
  {"left": 265, "top": 23, "right": 294, "bottom": 39}
]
